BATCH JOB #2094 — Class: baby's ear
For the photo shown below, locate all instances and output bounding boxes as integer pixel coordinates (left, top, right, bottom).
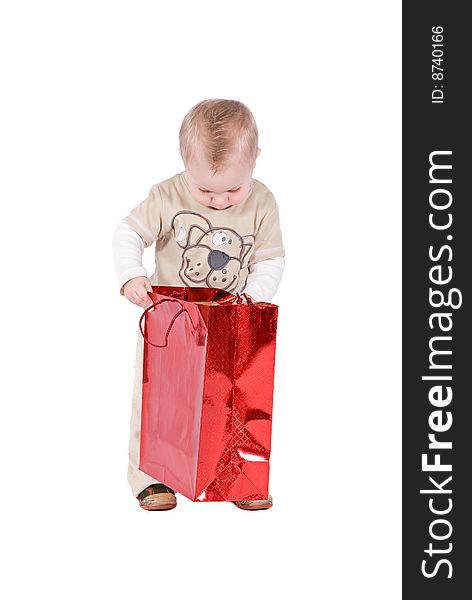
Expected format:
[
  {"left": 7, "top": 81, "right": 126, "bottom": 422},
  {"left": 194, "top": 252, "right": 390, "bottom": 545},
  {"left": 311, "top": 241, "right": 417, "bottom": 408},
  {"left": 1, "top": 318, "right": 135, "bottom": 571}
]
[
  {"left": 171, "top": 211, "right": 211, "bottom": 248},
  {"left": 252, "top": 147, "right": 261, "bottom": 168}
]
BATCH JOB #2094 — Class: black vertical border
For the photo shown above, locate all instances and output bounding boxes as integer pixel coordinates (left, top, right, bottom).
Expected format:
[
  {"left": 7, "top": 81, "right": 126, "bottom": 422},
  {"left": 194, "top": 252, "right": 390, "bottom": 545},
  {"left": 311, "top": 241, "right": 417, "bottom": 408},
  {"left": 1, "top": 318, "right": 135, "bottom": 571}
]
[{"left": 403, "top": 3, "right": 471, "bottom": 597}]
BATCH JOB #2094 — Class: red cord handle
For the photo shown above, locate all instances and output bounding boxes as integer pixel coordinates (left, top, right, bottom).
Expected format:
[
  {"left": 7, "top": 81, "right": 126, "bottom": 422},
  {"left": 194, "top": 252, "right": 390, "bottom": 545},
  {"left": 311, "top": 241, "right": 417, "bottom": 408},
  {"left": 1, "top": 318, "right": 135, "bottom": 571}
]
[
  {"left": 216, "top": 293, "right": 254, "bottom": 305},
  {"left": 139, "top": 297, "right": 199, "bottom": 348},
  {"left": 139, "top": 292, "right": 254, "bottom": 347}
]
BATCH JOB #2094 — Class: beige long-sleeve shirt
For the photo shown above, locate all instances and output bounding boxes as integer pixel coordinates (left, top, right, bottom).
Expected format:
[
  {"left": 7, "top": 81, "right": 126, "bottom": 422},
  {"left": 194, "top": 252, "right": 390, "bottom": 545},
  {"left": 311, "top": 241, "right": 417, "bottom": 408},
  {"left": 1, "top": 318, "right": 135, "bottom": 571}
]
[{"left": 113, "top": 172, "right": 285, "bottom": 300}]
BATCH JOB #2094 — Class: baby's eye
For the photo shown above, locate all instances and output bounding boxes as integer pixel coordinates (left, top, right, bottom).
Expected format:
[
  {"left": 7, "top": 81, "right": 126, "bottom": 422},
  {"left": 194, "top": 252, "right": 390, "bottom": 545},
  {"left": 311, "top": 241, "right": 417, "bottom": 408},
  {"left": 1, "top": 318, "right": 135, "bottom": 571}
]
[
  {"left": 229, "top": 187, "right": 241, "bottom": 193},
  {"left": 198, "top": 189, "right": 211, "bottom": 193}
]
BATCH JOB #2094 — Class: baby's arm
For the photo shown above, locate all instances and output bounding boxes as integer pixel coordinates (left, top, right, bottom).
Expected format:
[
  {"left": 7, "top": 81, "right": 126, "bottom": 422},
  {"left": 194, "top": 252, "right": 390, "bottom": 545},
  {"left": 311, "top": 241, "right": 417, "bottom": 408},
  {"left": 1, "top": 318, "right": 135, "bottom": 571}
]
[
  {"left": 244, "top": 189, "right": 285, "bottom": 303},
  {"left": 112, "top": 220, "right": 153, "bottom": 308},
  {"left": 244, "top": 256, "right": 285, "bottom": 302}
]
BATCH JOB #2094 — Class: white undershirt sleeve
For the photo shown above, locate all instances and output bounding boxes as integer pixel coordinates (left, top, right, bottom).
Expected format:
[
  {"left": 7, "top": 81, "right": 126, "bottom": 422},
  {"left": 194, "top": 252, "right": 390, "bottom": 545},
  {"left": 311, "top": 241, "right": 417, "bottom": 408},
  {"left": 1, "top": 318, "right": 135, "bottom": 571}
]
[
  {"left": 112, "top": 220, "right": 149, "bottom": 293},
  {"left": 243, "top": 256, "right": 285, "bottom": 303}
]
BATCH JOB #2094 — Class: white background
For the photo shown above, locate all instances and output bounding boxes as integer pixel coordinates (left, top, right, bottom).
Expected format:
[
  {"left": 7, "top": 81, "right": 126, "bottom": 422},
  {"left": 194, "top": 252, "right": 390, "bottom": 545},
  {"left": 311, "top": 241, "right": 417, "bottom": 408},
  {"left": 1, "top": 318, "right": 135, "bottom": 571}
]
[{"left": 1, "top": 1, "right": 401, "bottom": 598}]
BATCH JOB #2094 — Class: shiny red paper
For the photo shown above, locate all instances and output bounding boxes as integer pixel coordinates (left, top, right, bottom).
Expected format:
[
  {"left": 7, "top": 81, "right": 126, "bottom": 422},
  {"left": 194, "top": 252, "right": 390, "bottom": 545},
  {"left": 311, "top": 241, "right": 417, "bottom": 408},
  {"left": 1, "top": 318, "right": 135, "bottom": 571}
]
[{"left": 139, "top": 286, "right": 278, "bottom": 502}]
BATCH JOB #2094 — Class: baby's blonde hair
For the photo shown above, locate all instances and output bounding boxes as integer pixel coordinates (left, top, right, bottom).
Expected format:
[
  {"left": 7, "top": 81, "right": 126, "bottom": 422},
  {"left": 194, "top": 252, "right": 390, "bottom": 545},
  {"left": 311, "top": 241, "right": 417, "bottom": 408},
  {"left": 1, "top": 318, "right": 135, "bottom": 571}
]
[{"left": 179, "top": 99, "right": 259, "bottom": 172}]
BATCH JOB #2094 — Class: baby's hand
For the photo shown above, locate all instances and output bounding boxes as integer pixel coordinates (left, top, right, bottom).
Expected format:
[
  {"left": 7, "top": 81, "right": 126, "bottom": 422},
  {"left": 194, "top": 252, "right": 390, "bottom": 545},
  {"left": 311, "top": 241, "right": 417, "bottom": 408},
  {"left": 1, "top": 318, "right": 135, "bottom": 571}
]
[{"left": 122, "top": 276, "right": 154, "bottom": 308}]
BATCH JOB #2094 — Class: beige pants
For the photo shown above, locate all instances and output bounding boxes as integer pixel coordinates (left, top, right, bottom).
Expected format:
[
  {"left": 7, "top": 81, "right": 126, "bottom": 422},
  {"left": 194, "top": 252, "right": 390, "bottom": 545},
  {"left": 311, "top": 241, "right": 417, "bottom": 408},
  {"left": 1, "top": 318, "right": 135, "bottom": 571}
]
[{"left": 127, "top": 329, "right": 161, "bottom": 497}]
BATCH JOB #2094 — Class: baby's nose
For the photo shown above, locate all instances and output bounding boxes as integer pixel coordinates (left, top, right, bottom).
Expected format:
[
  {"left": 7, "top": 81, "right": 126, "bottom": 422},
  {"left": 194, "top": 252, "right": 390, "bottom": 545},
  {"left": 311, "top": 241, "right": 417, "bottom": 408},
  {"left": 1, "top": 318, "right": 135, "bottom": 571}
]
[{"left": 211, "top": 194, "right": 228, "bottom": 206}]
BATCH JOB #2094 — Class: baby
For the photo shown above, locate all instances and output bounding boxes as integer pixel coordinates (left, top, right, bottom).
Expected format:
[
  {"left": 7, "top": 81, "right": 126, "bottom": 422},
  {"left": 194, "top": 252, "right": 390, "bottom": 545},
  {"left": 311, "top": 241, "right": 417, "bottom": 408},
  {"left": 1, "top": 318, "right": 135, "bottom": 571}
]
[{"left": 112, "top": 99, "right": 285, "bottom": 511}]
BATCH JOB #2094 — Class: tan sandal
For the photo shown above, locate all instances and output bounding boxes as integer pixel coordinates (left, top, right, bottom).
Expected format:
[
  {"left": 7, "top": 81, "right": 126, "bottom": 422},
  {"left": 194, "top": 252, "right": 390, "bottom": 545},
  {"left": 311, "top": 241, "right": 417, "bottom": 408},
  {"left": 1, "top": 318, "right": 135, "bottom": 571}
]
[
  {"left": 137, "top": 483, "right": 177, "bottom": 511},
  {"left": 233, "top": 495, "right": 273, "bottom": 510}
]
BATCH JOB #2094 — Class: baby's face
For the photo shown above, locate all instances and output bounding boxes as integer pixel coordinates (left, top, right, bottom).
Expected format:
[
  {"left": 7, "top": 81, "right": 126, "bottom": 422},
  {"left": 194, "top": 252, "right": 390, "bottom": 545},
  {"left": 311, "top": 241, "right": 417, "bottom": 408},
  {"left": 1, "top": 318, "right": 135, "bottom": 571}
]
[{"left": 184, "top": 151, "right": 258, "bottom": 210}]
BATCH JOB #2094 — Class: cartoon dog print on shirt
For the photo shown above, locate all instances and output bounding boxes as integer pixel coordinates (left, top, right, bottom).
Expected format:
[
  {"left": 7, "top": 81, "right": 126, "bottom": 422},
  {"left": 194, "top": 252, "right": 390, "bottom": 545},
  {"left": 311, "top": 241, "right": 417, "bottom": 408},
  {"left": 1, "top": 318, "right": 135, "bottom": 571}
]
[{"left": 171, "top": 211, "right": 255, "bottom": 292}]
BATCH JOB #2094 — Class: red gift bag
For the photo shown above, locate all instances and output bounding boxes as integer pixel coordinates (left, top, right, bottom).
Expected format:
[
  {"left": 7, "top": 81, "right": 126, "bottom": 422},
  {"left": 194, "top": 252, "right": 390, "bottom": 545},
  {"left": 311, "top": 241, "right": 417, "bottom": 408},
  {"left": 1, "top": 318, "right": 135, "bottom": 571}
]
[{"left": 138, "top": 286, "right": 278, "bottom": 502}]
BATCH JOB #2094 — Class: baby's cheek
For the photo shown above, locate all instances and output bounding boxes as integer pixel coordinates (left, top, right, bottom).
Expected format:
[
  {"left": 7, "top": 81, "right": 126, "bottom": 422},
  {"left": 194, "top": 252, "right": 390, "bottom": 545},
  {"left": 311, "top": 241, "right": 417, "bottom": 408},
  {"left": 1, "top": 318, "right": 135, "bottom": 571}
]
[
  {"left": 232, "top": 188, "right": 252, "bottom": 204},
  {"left": 193, "top": 195, "right": 211, "bottom": 207}
]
